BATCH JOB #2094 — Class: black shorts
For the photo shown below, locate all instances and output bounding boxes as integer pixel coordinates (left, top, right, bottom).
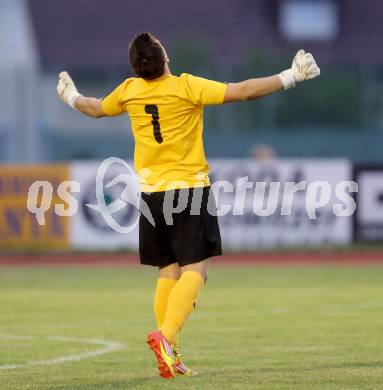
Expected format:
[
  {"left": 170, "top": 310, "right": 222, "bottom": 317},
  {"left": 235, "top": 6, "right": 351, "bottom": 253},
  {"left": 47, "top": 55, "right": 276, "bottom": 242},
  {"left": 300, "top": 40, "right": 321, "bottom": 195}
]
[{"left": 139, "top": 186, "right": 222, "bottom": 267}]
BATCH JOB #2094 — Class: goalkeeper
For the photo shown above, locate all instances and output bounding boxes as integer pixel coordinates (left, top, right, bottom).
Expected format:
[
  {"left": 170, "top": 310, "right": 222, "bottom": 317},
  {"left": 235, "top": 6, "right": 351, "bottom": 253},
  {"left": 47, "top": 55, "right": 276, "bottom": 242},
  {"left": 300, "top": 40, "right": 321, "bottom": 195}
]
[{"left": 57, "top": 32, "right": 320, "bottom": 379}]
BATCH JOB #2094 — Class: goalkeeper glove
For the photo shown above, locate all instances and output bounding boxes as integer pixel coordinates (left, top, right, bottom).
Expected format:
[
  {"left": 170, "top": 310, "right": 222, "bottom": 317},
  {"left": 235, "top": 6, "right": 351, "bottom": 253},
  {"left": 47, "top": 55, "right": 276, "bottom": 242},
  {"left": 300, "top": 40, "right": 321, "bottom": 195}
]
[
  {"left": 279, "top": 50, "right": 320, "bottom": 90},
  {"left": 57, "top": 71, "right": 82, "bottom": 109}
]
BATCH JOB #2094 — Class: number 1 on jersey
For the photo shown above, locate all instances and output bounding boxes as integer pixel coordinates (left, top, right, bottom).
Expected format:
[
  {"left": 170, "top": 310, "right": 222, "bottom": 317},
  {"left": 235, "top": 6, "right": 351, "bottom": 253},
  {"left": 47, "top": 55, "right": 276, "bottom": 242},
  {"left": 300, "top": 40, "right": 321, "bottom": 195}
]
[{"left": 145, "top": 104, "right": 163, "bottom": 144}]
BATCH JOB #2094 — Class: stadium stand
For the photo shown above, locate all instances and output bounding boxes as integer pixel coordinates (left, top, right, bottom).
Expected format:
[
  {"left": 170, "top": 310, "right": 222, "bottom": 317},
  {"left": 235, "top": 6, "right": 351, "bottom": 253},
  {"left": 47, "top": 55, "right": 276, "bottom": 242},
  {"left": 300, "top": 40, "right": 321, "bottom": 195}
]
[{"left": 28, "top": 0, "right": 383, "bottom": 69}]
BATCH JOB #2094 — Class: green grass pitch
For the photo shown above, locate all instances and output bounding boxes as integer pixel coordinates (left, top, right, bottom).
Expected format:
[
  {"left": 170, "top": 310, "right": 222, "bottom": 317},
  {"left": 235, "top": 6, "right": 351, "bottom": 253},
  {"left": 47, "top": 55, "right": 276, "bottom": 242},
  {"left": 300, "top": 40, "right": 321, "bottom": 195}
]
[{"left": 1, "top": 263, "right": 383, "bottom": 389}]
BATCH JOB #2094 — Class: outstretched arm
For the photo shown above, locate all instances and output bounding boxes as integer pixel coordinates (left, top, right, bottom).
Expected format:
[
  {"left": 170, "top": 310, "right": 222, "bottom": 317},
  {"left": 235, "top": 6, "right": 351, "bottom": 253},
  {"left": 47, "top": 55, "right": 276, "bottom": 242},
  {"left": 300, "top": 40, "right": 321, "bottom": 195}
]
[
  {"left": 223, "top": 50, "right": 320, "bottom": 103},
  {"left": 224, "top": 75, "right": 284, "bottom": 102},
  {"left": 57, "top": 71, "right": 106, "bottom": 118}
]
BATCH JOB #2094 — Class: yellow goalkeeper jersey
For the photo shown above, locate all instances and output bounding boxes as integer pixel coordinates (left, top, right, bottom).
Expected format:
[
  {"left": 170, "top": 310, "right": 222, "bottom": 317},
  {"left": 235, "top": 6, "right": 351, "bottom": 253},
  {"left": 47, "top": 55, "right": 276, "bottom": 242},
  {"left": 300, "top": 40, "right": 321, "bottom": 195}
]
[{"left": 101, "top": 73, "right": 227, "bottom": 192}]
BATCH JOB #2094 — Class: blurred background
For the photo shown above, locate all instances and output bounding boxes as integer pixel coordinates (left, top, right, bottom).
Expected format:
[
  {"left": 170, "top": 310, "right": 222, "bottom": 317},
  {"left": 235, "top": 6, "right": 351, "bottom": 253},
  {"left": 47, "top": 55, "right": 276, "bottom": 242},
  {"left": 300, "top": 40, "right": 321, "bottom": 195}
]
[{"left": 1, "top": 0, "right": 383, "bottom": 252}]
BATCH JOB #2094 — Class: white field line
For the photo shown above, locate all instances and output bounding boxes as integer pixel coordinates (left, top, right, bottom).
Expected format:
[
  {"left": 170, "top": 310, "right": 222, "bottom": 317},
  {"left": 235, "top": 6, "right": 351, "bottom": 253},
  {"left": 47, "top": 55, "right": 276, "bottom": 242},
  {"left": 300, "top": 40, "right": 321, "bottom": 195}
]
[{"left": 0, "top": 335, "right": 126, "bottom": 370}]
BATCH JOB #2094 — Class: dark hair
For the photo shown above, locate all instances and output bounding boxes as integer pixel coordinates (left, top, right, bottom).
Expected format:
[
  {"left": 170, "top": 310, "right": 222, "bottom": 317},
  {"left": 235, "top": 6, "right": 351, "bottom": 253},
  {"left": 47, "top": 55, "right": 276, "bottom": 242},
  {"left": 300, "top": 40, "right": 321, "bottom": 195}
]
[{"left": 129, "top": 32, "right": 166, "bottom": 80}]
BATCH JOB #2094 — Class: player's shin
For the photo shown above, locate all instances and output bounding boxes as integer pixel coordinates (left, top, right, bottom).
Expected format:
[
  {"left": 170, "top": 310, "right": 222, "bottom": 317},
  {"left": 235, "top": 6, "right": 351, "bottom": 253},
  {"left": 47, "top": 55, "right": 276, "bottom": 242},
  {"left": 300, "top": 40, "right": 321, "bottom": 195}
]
[
  {"left": 160, "top": 271, "right": 204, "bottom": 343},
  {"left": 154, "top": 277, "right": 177, "bottom": 328}
]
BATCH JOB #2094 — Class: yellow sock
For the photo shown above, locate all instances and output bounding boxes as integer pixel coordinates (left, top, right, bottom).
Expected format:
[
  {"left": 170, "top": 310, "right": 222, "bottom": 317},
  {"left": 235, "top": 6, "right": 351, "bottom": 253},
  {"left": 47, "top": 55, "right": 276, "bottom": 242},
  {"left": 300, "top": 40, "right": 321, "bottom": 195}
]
[
  {"left": 160, "top": 271, "right": 204, "bottom": 343},
  {"left": 154, "top": 278, "right": 177, "bottom": 329}
]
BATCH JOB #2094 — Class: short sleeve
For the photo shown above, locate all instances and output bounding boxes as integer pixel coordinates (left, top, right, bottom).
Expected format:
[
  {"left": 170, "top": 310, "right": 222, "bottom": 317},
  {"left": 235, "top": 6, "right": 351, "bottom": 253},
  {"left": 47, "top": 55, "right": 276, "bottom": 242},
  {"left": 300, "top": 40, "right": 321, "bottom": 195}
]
[
  {"left": 101, "top": 82, "right": 127, "bottom": 116},
  {"left": 183, "top": 74, "right": 227, "bottom": 106}
]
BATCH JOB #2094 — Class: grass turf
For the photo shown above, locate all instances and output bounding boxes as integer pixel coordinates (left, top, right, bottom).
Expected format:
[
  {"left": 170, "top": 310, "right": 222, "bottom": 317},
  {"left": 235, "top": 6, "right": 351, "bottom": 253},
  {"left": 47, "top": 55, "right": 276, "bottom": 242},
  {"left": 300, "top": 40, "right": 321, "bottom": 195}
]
[{"left": 0, "top": 263, "right": 382, "bottom": 389}]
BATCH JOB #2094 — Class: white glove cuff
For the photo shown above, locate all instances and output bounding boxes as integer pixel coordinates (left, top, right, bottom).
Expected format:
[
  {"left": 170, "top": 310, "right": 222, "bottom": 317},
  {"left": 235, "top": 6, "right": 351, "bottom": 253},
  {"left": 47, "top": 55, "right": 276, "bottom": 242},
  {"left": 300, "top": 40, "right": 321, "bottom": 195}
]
[
  {"left": 68, "top": 92, "right": 82, "bottom": 110},
  {"left": 278, "top": 69, "right": 296, "bottom": 90}
]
